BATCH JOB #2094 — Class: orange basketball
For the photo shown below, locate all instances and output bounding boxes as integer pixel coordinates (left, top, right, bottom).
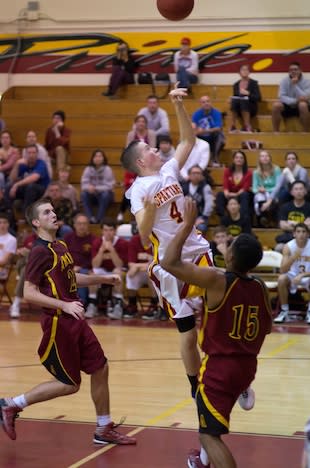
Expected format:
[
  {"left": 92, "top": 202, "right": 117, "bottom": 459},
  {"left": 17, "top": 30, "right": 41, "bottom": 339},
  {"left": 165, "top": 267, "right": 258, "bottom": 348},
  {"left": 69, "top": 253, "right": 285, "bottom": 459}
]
[{"left": 157, "top": 0, "right": 194, "bottom": 21}]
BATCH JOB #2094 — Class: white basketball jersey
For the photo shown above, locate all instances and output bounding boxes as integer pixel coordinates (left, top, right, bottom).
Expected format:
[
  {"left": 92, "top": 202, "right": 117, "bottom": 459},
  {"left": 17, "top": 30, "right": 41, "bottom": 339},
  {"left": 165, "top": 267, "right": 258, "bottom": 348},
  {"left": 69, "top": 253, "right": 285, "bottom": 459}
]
[
  {"left": 287, "top": 238, "right": 310, "bottom": 276},
  {"left": 127, "top": 158, "right": 211, "bottom": 262}
]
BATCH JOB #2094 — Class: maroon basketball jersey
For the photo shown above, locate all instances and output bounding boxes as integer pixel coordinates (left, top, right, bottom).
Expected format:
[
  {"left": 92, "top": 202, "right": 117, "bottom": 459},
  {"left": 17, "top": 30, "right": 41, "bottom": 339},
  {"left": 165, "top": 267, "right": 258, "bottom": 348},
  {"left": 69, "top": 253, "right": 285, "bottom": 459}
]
[
  {"left": 199, "top": 272, "right": 272, "bottom": 358},
  {"left": 25, "top": 238, "right": 80, "bottom": 315}
]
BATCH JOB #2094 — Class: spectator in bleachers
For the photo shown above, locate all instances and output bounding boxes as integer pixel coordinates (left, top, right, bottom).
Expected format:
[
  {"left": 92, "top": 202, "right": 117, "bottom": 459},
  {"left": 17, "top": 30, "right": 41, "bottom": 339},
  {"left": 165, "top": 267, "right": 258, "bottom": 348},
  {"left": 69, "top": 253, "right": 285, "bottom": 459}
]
[
  {"left": 272, "top": 62, "right": 310, "bottom": 132},
  {"left": 274, "top": 223, "right": 310, "bottom": 324},
  {"left": 191, "top": 96, "right": 225, "bottom": 166},
  {"left": 124, "top": 230, "right": 160, "bottom": 319},
  {"left": 264, "top": 151, "right": 309, "bottom": 207},
  {"left": 85, "top": 217, "right": 128, "bottom": 319},
  {"left": 179, "top": 137, "right": 210, "bottom": 181},
  {"left": 126, "top": 115, "right": 156, "bottom": 148},
  {"left": 215, "top": 150, "right": 252, "bottom": 219},
  {"left": 9, "top": 231, "right": 37, "bottom": 318},
  {"left": 136, "top": 95, "right": 170, "bottom": 140},
  {"left": 221, "top": 197, "right": 253, "bottom": 240},
  {"left": 174, "top": 37, "right": 199, "bottom": 90},
  {"left": 64, "top": 213, "right": 96, "bottom": 306},
  {"left": 209, "top": 225, "right": 229, "bottom": 269},
  {"left": 7, "top": 144, "right": 50, "bottom": 212},
  {"left": 252, "top": 150, "right": 281, "bottom": 226},
  {"left": 45, "top": 110, "right": 71, "bottom": 171},
  {"left": 158, "top": 134, "right": 175, "bottom": 163},
  {"left": 0, "top": 214, "right": 16, "bottom": 281},
  {"left": 56, "top": 165, "right": 79, "bottom": 211},
  {"left": 45, "top": 181, "right": 74, "bottom": 238},
  {"left": 81, "top": 149, "right": 115, "bottom": 224},
  {"left": 0, "top": 130, "right": 20, "bottom": 190},
  {"left": 229, "top": 64, "right": 261, "bottom": 133},
  {"left": 102, "top": 42, "right": 136, "bottom": 98},
  {"left": 116, "top": 170, "right": 136, "bottom": 223},
  {"left": 0, "top": 187, "right": 16, "bottom": 235},
  {"left": 22, "top": 130, "right": 53, "bottom": 179},
  {"left": 275, "top": 180, "right": 310, "bottom": 251},
  {"left": 181, "top": 165, "right": 214, "bottom": 235}
]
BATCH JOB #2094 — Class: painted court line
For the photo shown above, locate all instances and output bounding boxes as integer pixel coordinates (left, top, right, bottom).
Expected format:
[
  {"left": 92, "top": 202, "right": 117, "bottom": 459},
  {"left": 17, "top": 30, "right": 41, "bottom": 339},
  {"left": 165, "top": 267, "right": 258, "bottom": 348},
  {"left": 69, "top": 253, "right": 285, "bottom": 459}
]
[
  {"left": 67, "top": 426, "right": 145, "bottom": 468},
  {"left": 146, "top": 397, "right": 192, "bottom": 426},
  {"left": 263, "top": 337, "right": 300, "bottom": 358}
]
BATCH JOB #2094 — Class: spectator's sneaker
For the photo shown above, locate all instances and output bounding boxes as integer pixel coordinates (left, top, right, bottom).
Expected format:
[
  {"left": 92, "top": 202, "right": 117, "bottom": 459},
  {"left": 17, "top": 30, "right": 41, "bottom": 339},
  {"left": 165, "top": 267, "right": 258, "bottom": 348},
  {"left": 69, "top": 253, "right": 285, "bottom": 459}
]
[
  {"left": 9, "top": 303, "right": 20, "bottom": 319},
  {"left": 107, "top": 299, "right": 123, "bottom": 320},
  {"left": 94, "top": 422, "right": 136, "bottom": 445},
  {"left": 274, "top": 309, "right": 288, "bottom": 323},
  {"left": 141, "top": 305, "right": 161, "bottom": 320},
  {"left": 187, "top": 449, "right": 210, "bottom": 468},
  {"left": 305, "top": 310, "right": 310, "bottom": 324},
  {"left": 123, "top": 305, "right": 138, "bottom": 319},
  {"left": 229, "top": 126, "right": 238, "bottom": 133},
  {"left": 238, "top": 387, "right": 255, "bottom": 411},
  {"left": 85, "top": 303, "right": 98, "bottom": 318},
  {"left": 0, "top": 399, "right": 22, "bottom": 440}
]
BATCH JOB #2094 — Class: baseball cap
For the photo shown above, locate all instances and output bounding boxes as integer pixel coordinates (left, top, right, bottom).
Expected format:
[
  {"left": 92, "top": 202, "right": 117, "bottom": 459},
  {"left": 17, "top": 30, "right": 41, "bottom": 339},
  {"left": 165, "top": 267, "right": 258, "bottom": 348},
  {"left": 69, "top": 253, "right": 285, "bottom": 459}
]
[{"left": 181, "top": 37, "right": 191, "bottom": 45}]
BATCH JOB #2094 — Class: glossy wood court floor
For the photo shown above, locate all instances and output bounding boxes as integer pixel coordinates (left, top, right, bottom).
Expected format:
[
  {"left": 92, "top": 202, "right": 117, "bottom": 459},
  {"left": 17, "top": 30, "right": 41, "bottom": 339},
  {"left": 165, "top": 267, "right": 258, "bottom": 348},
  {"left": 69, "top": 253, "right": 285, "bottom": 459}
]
[{"left": 0, "top": 309, "right": 309, "bottom": 467}]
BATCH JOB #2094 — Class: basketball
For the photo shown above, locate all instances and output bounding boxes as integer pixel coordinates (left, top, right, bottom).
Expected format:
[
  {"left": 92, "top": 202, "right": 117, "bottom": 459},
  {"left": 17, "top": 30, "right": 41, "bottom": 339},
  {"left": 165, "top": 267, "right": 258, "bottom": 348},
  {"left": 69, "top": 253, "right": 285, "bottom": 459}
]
[{"left": 156, "top": 0, "right": 194, "bottom": 21}]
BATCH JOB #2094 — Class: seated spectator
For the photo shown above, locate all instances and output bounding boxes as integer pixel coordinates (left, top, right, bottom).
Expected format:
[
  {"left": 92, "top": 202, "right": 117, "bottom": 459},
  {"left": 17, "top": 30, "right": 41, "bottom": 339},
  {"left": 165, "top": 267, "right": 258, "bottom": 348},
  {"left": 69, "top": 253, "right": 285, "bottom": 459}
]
[
  {"left": 56, "top": 165, "right": 79, "bottom": 211},
  {"left": 265, "top": 151, "right": 309, "bottom": 206},
  {"left": 102, "top": 42, "right": 136, "bottom": 98},
  {"left": 0, "top": 187, "right": 16, "bottom": 235},
  {"left": 124, "top": 230, "right": 161, "bottom": 320},
  {"left": 272, "top": 62, "right": 310, "bottom": 132},
  {"left": 174, "top": 37, "right": 198, "bottom": 90},
  {"left": 179, "top": 137, "right": 210, "bottom": 181},
  {"left": 116, "top": 170, "right": 136, "bottom": 223},
  {"left": 86, "top": 218, "right": 128, "bottom": 319},
  {"left": 191, "top": 96, "right": 225, "bottom": 166},
  {"left": 181, "top": 165, "right": 214, "bottom": 235},
  {"left": 9, "top": 232, "right": 37, "bottom": 318},
  {"left": 274, "top": 223, "right": 310, "bottom": 324},
  {"left": 221, "top": 197, "right": 253, "bottom": 240},
  {"left": 45, "top": 181, "right": 74, "bottom": 238},
  {"left": 252, "top": 150, "right": 281, "bottom": 226},
  {"left": 0, "top": 130, "right": 20, "bottom": 190},
  {"left": 81, "top": 149, "right": 115, "bottom": 224},
  {"left": 209, "top": 226, "right": 229, "bottom": 269},
  {"left": 158, "top": 134, "right": 175, "bottom": 163},
  {"left": 7, "top": 144, "right": 50, "bottom": 212},
  {"left": 45, "top": 110, "right": 71, "bottom": 171},
  {"left": 0, "top": 214, "right": 16, "bottom": 280},
  {"left": 275, "top": 180, "right": 310, "bottom": 251},
  {"left": 22, "top": 130, "right": 53, "bottom": 179},
  {"left": 230, "top": 64, "right": 261, "bottom": 132},
  {"left": 216, "top": 150, "right": 252, "bottom": 219},
  {"left": 64, "top": 213, "right": 96, "bottom": 306},
  {"left": 126, "top": 115, "right": 156, "bottom": 148},
  {"left": 136, "top": 95, "right": 170, "bottom": 140}
]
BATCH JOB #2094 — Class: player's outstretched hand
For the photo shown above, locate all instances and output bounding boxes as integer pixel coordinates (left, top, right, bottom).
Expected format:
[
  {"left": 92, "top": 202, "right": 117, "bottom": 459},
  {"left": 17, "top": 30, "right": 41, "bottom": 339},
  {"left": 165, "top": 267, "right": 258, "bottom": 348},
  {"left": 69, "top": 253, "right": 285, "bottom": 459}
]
[
  {"left": 169, "top": 83, "right": 188, "bottom": 102},
  {"left": 103, "top": 274, "right": 121, "bottom": 286},
  {"left": 62, "top": 300, "right": 85, "bottom": 320},
  {"left": 183, "top": 197, "right": 198, "bottom": 229}
]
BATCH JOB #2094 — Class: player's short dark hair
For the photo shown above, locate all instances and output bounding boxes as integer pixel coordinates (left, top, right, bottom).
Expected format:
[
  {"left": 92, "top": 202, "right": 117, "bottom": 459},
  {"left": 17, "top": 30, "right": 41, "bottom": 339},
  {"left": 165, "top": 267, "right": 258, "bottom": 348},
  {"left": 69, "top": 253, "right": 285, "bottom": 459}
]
[
  {"left": 294, "top": 222, "right": 309, "bottom": 232},
  {"left": 101, "top": 217, "right": 117, "bottom": 229},
  {"left": 231, "top": 234, "right": 263, "bottom": 273},
  {"left": 120, "top": 140, "right": 141, "bottom": 174},
  {"left": 290, "top": 180, "right": 306, "bottom": 190},
  {"left": 26, "top": 197, "right": 53, "bottom": 230},
  {"left": 53, "top": 110, "right": 66, "bottom": 122}
]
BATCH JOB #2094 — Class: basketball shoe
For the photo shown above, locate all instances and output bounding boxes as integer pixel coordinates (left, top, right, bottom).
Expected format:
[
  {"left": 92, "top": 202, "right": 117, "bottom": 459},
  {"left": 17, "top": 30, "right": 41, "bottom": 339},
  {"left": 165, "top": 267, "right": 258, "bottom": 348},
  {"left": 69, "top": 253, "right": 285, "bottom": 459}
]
[
  {"left": 94, "top": 421, "right": 136, "bottom": 445},
  {"left": 238, "top": 387, "right": 255, "bottom": 411},
  {"left": 273, "top": 309, "right": 288, "bottom": 323},
  {"left": 187, "top": 449, "right": 210, "bottom": 468},
  {"left": 0, "top": 398, "right": 22, "bottom": 440}
]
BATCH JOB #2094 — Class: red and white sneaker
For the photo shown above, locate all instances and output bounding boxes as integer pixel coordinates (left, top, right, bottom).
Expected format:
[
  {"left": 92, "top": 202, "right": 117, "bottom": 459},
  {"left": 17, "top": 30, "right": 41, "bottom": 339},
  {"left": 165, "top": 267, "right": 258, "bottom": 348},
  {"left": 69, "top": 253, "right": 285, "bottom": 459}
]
[
  {"left": 238, "top": 387, "right": 255, "bottom": 411},
  {"left": 187, "top": 448, "right": 210, "bottom": 468},
  {"left": 0, "top": 399, "right": 22, "bottom": 440},
  {"left": 94, "top": 422, "right": 136, "bottom": 445}
]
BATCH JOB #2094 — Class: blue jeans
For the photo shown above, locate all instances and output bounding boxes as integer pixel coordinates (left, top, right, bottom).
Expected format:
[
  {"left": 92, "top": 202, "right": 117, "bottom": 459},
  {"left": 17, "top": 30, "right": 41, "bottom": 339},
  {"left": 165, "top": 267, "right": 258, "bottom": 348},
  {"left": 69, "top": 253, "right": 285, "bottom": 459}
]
[
  {"left": 81, "top": 190, "right": 114, "bottom": 223},
  {"left": 176, "top": 66, "right": 198, "bottom": 88}
]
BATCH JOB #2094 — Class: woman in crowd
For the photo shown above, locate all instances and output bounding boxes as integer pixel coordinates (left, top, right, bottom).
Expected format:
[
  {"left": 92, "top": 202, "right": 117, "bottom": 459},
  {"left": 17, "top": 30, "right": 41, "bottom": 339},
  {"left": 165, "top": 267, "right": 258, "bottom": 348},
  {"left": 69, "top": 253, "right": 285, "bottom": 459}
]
[
  {"left": 0, "top": 130, "right": 20, "bottom": 190},
  {"left": 221, "top": 196, "right": 253, "bottom": 239},
  {"left": 102, "top": 42, "right": 136, "bottom": 98},
  {"left": 216, "top": 150, "right": 253, "bottom": 219},
  {"left": 126, "top": 115, "right": 156, "bottom": 148},
  {"left": 252, "top": 150, "right": 281, "bottom": 226},
  {"left": 81, "top": 149, "right": 115, "bottom": 224}
]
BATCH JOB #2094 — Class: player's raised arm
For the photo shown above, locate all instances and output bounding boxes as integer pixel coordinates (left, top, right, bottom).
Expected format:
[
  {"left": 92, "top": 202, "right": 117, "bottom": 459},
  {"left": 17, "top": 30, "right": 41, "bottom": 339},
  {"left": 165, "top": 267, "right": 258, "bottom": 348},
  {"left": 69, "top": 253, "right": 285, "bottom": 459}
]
[{"left": 170, "top": 86, "right": 195, "bottom": 169}]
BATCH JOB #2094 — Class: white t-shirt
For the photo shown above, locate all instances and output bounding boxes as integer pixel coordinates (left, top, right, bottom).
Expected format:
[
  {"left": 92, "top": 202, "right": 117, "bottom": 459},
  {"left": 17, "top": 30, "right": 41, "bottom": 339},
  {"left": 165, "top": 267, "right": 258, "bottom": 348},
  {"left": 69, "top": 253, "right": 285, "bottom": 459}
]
[
  {"left": 287, "top": 238, "right": 310, "bottom": 277},
  {"left": 127, "top": 158, "right": 210, "bottom": 262},
  {"left": 0, "top": 232, "right": 17, "bottom": 276},
  {"left": 180, "top": 138, "right": 210, "bottom": 180}
]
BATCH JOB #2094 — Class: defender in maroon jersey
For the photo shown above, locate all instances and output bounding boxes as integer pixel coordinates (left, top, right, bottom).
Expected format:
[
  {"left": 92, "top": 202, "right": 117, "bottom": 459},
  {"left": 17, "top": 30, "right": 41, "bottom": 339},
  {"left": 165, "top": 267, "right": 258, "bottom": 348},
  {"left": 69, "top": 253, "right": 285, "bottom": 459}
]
[
  {"left": 0, "top": 198, "right": 136, "bottom": 447},
  {"left": 162, "top": 197, "right": 272, "bottom": 468}
]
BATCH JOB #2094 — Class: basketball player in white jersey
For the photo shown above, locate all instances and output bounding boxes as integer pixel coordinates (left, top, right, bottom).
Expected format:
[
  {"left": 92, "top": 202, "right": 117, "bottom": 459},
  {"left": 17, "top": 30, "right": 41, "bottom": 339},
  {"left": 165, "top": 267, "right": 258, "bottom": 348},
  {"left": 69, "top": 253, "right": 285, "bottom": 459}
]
[{"left": 274, "top": 222, "right": 310, "bottom": 323}]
